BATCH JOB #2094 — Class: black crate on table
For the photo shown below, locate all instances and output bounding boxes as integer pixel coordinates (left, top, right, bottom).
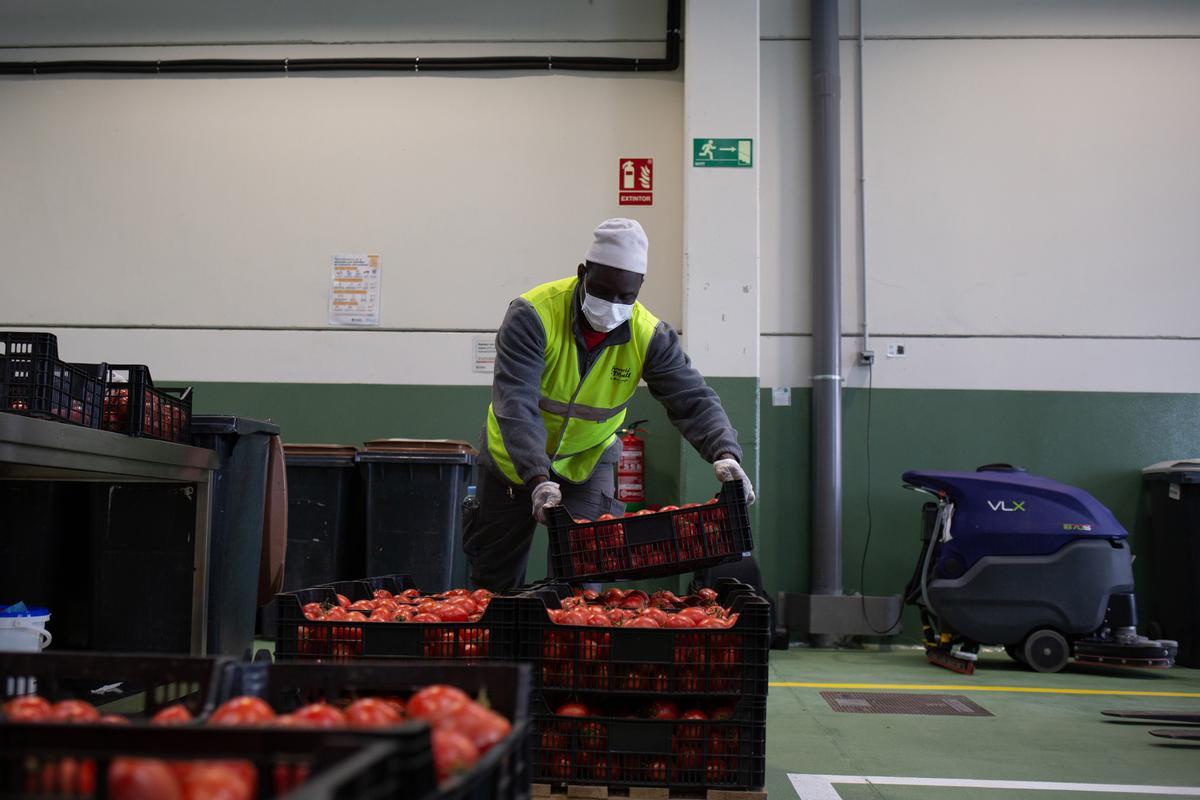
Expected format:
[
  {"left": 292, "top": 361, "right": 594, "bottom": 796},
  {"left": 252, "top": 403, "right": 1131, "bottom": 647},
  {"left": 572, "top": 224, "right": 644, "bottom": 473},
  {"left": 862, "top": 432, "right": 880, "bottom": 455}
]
[
  {"left": 224, "top": 660, "right": 532, "bottom": 800},
  {"left": 531, "top": 693, "right": 766, "bottom": 791},
  {"left": 545, "top": 481, "right": 753, "bottom": 583},
  {"left": 274, "top": 574, "right": 519, "bottom": 663},
  {"left": 516, "top": 579, "right": 770, "bottom": 697},
  {"left": 0, "top": 650, "right": 231, "bottom": 721},
  {"left": 0, "top": 721, "right": 417, "bottom": 799},
  {"left": 0, "top": 332, "right": 104, "bottom": 429},
  {"left": 97, "top": 363, "right": 192, "bottom": 444}
]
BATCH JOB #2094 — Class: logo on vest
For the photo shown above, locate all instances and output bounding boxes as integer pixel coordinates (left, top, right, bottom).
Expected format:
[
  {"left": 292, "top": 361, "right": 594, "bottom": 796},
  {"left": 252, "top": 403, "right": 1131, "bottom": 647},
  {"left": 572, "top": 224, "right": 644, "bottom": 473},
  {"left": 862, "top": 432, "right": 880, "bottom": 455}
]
[{"left": 610, "top": 366, "right": 632, "bottom": 383}]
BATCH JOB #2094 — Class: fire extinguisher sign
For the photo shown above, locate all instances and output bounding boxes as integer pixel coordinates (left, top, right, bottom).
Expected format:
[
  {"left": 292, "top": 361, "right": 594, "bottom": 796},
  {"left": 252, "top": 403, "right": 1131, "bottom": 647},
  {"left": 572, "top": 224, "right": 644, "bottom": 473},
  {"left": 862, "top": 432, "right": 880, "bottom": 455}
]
[{"left": 618, "top": 158, "right": 653, "bottom": 206}]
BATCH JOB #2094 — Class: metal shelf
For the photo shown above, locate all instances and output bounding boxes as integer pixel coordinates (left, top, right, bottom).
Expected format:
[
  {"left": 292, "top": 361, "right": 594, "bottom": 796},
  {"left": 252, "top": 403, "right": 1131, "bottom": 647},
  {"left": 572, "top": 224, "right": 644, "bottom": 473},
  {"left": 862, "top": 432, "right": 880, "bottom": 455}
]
[{"left": 0, "top": 413, "right": 219, "bottom": 654}]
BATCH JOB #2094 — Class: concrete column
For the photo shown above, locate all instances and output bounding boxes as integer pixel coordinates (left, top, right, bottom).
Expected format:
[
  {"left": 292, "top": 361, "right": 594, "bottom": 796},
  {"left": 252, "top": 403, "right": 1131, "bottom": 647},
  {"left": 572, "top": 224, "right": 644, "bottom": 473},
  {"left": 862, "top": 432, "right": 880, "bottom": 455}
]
[{"left": 681, "top": 0, "right": 761, "bottom": 507}]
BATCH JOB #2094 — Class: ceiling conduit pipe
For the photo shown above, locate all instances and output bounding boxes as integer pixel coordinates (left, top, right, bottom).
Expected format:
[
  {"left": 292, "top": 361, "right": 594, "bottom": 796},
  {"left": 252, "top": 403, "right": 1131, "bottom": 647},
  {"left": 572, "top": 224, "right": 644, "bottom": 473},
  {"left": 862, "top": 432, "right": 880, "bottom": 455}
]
[
  {"left": 809, "top": 0, "right": 843, "bottom": 648},
  {"left": 0, "top": 1, "right": 680, "bottom": 76}
]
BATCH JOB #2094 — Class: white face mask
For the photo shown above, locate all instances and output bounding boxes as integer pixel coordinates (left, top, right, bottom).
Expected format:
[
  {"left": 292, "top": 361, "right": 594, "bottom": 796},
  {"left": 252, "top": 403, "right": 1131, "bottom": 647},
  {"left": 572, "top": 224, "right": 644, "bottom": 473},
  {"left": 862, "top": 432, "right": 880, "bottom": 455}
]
[{"left": 581, "top": 279, "right": 634, "bottom": 332}]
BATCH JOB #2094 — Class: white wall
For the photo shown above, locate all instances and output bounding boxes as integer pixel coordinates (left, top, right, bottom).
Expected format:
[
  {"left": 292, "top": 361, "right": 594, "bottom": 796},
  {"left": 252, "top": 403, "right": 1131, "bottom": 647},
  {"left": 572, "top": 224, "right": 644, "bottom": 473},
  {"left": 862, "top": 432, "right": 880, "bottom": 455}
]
[
  {"left": 759, "top": 0, "right": 1200, "bottom": 392},
  {"left": 0, "top": 1, "right": 683, "bottom": 383}
]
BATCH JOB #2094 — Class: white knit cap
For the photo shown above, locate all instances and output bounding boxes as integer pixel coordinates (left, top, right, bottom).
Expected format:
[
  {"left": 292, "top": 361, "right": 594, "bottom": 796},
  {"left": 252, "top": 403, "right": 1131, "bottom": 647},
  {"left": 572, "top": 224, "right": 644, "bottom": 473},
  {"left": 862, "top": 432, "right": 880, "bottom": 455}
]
[{"left": 584, "top": 218, "right": 648, "bottom": 275}]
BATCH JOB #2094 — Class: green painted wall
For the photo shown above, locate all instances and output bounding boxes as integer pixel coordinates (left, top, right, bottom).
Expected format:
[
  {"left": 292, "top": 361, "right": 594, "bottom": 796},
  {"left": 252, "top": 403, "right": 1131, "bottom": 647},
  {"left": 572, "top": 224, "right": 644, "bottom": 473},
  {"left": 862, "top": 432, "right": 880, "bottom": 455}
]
[
  {"left": 760, "top": 387, "right": 1200, "bottom": 641},
  {"left": 190, "top": 380, "right": 1199, "bottom": 638}
]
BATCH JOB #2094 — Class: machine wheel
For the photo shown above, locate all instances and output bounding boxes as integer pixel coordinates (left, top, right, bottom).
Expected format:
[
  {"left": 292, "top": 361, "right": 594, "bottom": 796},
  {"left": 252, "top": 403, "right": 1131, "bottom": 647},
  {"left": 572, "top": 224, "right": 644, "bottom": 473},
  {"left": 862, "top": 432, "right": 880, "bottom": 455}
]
[
  {"left": 1022, "top": 629, "right": 1070, "bottom": 673},
  {"left": 1004, "top": 644, "right": 1027, "bottom": 665}
]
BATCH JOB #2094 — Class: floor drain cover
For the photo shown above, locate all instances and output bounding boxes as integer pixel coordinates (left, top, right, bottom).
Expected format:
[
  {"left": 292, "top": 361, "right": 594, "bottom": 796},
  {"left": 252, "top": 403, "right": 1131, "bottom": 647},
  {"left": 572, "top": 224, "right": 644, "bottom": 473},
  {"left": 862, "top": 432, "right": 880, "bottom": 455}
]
[{"left": 820, "top": 691, "right": 993, "bottom": 717}]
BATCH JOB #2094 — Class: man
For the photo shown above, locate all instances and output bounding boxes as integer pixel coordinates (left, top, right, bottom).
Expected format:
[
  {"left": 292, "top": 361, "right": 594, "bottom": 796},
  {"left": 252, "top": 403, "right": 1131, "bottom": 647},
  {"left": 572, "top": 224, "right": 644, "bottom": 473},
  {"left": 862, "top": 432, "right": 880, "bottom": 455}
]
[{"left": 464, "top": 218, "right": 755, "bottom": 591}]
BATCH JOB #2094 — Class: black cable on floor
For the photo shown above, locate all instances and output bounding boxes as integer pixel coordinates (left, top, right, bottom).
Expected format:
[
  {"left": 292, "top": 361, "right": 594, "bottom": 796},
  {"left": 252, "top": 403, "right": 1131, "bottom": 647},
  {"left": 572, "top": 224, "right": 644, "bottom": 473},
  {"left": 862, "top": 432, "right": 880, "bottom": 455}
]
[{"left": 859, "top": 361, "right": 904, "bottom": 635}]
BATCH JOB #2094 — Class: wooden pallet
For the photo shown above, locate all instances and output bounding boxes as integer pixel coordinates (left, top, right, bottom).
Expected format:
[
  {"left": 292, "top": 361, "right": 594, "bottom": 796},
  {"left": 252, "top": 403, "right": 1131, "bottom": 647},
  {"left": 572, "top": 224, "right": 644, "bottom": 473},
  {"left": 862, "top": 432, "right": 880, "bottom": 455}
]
[{"left": 533, "top": 784, "right": 766, "bottom": 800}]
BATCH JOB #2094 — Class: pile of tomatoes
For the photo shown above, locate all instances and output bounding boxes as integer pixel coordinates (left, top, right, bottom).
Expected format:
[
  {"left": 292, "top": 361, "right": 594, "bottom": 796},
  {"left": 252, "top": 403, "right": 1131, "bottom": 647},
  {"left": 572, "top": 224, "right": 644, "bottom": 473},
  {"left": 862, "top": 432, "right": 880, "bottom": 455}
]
[
  {"left": 296, "top": 587, "right": 495, "bottom": 659},
  {"left": 539, "top": 588, "right": 746, "bottom": 693},
  {"left": 2, "top": 684, "right": 512, "bottom": 797},
  {"left": 564, "top": 499, "right": 731, "bottom": 576},
  {"left": 537, "top": 699, "right": 742, "bottom": 785}
]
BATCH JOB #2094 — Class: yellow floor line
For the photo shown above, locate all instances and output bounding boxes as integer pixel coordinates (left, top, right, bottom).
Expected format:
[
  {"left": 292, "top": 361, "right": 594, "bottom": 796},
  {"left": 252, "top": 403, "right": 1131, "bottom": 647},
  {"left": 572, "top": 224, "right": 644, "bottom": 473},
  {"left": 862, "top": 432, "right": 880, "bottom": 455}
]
[{"left": 768, "top": 681, "right": 1200, "bottom": 698}]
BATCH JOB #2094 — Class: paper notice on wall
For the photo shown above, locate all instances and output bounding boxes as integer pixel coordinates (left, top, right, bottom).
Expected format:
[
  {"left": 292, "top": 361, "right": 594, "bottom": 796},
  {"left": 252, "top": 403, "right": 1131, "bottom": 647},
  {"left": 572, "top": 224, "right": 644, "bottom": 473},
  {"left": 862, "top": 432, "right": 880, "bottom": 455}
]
[
  {"left": 473, "top": 336, "right": 497, "bottom": 373},
  {"left": 329, "top": 254, "right": 381, "bottom": 326}
]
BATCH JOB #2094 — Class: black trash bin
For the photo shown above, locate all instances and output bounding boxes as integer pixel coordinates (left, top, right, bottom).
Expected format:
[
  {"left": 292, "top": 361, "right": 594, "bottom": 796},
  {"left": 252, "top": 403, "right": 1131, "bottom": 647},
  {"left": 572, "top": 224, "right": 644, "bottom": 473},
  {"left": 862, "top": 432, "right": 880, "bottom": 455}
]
[
  {"left": 191, "top": 415, "right": 280, "bottom": 658},
  {"left": 1143, "top": 459, "right": 1200, "bottom": 668},
  {"left": 358, "top": 439, "right": 476, "bottom": 593},
  {"left": 259, "top": 444, "right": 363, "bottom": 640}
]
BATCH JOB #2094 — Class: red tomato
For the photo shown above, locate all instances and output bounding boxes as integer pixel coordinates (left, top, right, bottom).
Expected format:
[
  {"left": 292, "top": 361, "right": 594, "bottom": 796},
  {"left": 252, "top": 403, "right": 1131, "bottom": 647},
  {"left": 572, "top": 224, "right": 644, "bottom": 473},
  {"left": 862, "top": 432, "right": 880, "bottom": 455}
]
[
  {"left": 56, "top": 756, "right": 98, "bottom": 794},
  {"left": 151, "top": 704, "right": 194, "bottom": 726},
  {"left": 555, "top": 701, "right": 589, "bottom": 717},
  {"left": 447, "top": 702, "right": 512, "bottom": 753},
  {"left": 647, "top": 759, "right": 668, "bottom": 782},
  {"left": 547, "top": 753, "right": 573, "bottom": 780},
  {"left": 643, "top": 607, "right": 670, "bottom": 626},
  {"left": 648, "top": 700, "right": 678, "bottom": 719},
  {"left": 624, "top": 616, "right": 659, "bottom": 628},
  {"left": 432, "top": 729, "right": 480, "bottom": 782},
  {"left": 3, "top": 694, "right": 52, "bottom": 722},
  {"left": 289, "top": 702, "right": 347, "bottom": 728},
  {"left": 600, "top": 588, "right": 625, "bottom": 607},
  {"left": 681, "top": 709, "right": 708, "bottom": 721},
  {"left": 108, "top": 758, "right": 182, "bottom": 800},
  {"left": 99, "top": 714, "right": 131, "bottom": 725},
  {"left": 470, "top": 589, "right": 493, "bottom": 604},
  {"left": 372, "top": 589, "right": 393, "bottom": 600},
  {"left": 435, "top": 605, "right": 469, "bottom": 623},
  {"left": 379, "top": 696, "right": 407, "bottom": 716},
  {"left": 209, "top": 696, "right": 274, "bottom": 726},
  {"left": 368, "top": 608, "right": 396, "bottom": 622},
  {"left": 619, "top": 594, "right": 647, "bottom": 610},
  {"left": 558, "top": 609, "right": 589, "bottom": 626},
  {"left": 417, "top": 601, "right": 442, "bottom": 616},
  {"left": 677, "top": 607, "right": 709, "bottom": 624},
  {"left": 334, "top": 593, "right": 352, "bottom": 608},
  {"left": 665, "top": 614, "right": 696, "bottom": 628},
  {"left": 345, "top": 698, "right": 403, "bottom": 728},
  {"left": 586, "top": 612, "right": 611, "bottom": 627},
  {"left": 697, "top": 588, "right": 719, "bottom": 603},
  {"left": 445, "top": 596, "right": 479, "bottom": 614},
  {"left": 180, "top": 763, "right": 254, "bottom": 800},
  {"left": 411, "top": 613, "right": 441, "bottom": 623},
  {"left": 301, "top": 602, "right": 324, "bottom": 620},
  {"left": 697, "top": 617, "right": 727, "bottom": 628},
  {"left": 579, "top": 720, "right": 606, "bottom": 750},
  {"left": 347, "top": 600, "right": 375, "bottom": 613},
  {"left": 345, "top": 611, "right": 368, "bottom": 622},
  {"left": 407, "top": 685, "right": 470, "bottom": 721},
  {"left": 51, "top": 699, "right": 101, "bottom": 723},
  {"left": 323, "top": 607, "right": 349, "bottom": 622}
]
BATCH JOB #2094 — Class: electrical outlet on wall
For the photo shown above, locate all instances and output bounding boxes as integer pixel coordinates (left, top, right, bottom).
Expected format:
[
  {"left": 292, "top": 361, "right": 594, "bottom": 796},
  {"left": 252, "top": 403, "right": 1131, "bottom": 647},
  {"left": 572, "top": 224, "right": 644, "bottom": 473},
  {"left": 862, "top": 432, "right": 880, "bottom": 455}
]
[{"left": 886, "top": 343, "right": 907, "bottom": 358}]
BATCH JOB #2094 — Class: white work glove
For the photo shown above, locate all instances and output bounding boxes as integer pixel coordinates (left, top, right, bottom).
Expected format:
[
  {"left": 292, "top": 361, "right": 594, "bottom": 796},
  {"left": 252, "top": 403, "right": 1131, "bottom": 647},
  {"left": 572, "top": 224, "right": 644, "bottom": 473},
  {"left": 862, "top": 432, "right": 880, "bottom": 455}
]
[
  {"left": 713, "top": 458, "right": 756, "bottom": 505},
  {"left": 531, "top": 480, "right": 563, "bottom": 523}
]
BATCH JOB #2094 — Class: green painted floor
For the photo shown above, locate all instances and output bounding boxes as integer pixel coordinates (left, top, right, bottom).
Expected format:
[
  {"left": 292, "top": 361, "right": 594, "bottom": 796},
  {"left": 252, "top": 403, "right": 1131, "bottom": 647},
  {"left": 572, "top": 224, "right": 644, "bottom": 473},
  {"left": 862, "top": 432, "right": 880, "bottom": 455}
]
[{"left": 768, "top": 647, "right": 1200, "bottom": 799}]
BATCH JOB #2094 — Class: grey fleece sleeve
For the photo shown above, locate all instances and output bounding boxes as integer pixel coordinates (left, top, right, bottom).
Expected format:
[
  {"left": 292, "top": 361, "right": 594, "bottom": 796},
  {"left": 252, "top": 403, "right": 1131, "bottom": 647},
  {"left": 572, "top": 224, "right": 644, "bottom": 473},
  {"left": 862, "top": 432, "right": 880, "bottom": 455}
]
[
  {"left": 642, "top": 321, "right": 743, "bottom": 463},
  {"left": 491, "top": 299, "right": 552, "bottom": 483}
]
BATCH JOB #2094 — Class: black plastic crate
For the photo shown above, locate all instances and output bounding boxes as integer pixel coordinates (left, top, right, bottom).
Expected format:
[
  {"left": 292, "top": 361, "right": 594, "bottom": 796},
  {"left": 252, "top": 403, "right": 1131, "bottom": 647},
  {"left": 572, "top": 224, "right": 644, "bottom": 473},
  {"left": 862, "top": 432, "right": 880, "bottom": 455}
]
[
  {"left": 516, "top": 580, "right": 769, "bottom": 697},
  {"left": 0, "top": 650, "right": 231, "bottom": 721},
  {"left": 224, "top": 660, "right": 532, "bottom": 800},
  {"left": 545, "top": 481, "right": 753, "bottom": 582},
  {"left": 274, "top": 576, "right": 518, "bottom": 663},
  {"left": 0, "top": 722, "right": 412, "bottom": 799},
  {"left": 0, "top": 332, "right": 104, "bottom": 428},
  {"left": 530, "top": 694, "right": 765, "bottom": 791},
  {"left": 98, "top": 364, "right": 192, "bottom": 444}
]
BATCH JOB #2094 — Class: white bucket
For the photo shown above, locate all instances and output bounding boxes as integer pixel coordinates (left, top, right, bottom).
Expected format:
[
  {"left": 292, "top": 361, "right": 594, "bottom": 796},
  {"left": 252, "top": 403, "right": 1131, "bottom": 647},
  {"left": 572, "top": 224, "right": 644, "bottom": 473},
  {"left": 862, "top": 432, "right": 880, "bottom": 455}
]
[{"left": 0, "top": 608, "right": 52, "bottom": 652}]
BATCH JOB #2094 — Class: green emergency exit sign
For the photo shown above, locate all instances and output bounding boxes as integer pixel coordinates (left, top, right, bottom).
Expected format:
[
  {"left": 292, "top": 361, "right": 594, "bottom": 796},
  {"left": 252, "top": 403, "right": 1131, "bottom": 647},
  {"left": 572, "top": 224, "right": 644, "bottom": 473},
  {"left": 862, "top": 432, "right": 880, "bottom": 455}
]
[{"left": 693, "top": 138, "right": 753, "bottom": 167}]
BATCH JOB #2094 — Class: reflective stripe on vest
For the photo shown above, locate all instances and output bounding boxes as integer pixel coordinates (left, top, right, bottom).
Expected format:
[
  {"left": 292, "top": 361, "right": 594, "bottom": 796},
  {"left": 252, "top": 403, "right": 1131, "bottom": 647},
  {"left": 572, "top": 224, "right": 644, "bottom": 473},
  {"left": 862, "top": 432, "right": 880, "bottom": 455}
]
[{"left": 486, "top": 276, "right": 659, "bottom": 485}]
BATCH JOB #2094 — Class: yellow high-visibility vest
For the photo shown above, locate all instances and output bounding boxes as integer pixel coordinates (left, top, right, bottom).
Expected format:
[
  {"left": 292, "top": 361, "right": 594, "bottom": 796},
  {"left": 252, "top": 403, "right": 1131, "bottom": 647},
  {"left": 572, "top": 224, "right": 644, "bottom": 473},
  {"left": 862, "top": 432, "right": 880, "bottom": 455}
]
[{"left": 486, "top": 276, "right": 659, "bottom": 484}]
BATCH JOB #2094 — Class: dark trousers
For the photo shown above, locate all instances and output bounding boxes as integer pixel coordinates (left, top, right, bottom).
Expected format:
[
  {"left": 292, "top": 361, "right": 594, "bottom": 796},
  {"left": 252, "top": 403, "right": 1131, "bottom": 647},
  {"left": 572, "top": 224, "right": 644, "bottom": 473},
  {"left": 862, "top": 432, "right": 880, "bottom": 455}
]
[{"left": 463, "top": 464, "right": 624, "bottom": 592}]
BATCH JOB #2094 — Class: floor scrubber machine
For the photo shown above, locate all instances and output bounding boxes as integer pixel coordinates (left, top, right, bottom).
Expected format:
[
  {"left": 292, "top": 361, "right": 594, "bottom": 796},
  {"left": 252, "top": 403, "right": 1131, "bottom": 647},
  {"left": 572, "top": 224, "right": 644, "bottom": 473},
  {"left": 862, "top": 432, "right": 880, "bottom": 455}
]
[{"left": 902, "top": 464, "right": 1177, "bottom": 674}]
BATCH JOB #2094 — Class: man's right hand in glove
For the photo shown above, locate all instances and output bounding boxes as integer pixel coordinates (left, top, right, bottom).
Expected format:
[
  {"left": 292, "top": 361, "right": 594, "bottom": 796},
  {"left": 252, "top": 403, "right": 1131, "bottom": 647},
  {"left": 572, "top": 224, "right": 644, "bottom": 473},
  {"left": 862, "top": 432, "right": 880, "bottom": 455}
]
[{"left": 530, "top": 478, "right": 562, "bottom": 523}]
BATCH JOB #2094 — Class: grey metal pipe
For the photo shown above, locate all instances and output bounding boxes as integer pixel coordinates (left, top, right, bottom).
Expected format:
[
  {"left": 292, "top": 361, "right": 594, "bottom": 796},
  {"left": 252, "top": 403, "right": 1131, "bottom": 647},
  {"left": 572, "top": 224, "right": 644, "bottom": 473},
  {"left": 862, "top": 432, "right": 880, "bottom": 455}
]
[{"left": 810, "top": 0, "right": 843, "bottom": 601}]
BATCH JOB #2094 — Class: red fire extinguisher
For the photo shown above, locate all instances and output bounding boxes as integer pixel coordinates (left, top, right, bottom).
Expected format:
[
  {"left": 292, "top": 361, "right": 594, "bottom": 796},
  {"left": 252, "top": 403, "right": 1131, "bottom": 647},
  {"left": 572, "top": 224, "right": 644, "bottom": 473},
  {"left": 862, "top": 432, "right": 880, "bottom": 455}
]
[{"left": 617, "top": 420, "right": 649, "bottom": 503}]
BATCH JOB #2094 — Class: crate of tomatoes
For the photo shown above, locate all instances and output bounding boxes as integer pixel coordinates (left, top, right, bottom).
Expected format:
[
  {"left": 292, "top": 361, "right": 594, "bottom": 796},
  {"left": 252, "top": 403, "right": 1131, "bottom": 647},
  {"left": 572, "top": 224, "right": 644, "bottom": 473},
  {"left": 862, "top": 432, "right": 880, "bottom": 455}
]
[
  {"left": 222, "top": 660, "right": 531, "bottom": 800},
  {"left": 544, "top": 481, "right": 753, "bottom": 583},
  {"left": 274, "top": 574, "right": 519, "bottom": 663},
  {"left": 0, "top": 650, "right": 231, "bottom": 722},
  {"left": 533, "top": 694, "right": 766, "bottom": 791},
  {"left": 516, "top": 580, "right": 770, "bottom": 697},
  {"left": 96, "top": 364, "right": 193, "bottom": 444},
  {"left": 0, "top": 332, "right": 105, "bottom": 429}
]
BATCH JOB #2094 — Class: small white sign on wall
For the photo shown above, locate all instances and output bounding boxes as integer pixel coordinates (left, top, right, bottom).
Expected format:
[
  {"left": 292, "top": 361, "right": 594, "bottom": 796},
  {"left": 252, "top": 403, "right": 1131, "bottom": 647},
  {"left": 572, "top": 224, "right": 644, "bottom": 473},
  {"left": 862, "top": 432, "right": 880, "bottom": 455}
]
[
  {"left": 329, "top": 254, "right": 381, "bottom": 326},
  {"left": 473, "top": 335, "right": 497, "bottom": 373}
]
